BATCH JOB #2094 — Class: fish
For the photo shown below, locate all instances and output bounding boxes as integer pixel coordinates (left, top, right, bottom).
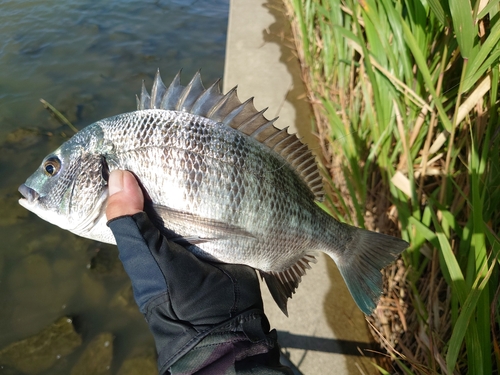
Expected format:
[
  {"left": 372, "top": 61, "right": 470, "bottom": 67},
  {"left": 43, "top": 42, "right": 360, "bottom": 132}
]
[{"left": 18, "top": 70, "right": 408, "bottom": 315}]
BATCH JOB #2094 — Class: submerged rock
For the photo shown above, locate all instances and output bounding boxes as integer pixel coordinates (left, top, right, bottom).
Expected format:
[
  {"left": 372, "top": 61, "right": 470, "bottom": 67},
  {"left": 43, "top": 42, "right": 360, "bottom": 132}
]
[
  {"left": 0, "top": 364, "right": 24, "bottom": 375},
  {"left": 8, "top": 254, "right": 54, "bottom": 309},
  {"left": 81, "top": 272, "right": 107, "bottom": 307},
  {"left": 51, "top": 89, "right": 96, "bottom": 126},
  {"left": 117, "top": 346, "right": 158, "bottom": 375},
  {"left": 6, "top": 251, "right": 81, "bottom": 337},
  {"left": 3, "top": 128, "right": 44, "bottom": 150},
  {"left": 110, "top": 284, "right": 140, "bottom": 316},
  {"left": 0, "top": 316, "right": 81, "bottom": 375},
  {"left": 24, "top": 229, "right": 89, "bottom": 256},
  {"left": 88, "top": 245, "right": 125, "bottom": 277},
  {"left": 70, "top": 332, "right": 113, "bottom": 375},
  {"left": 0, "top": 187, "right": 29, "bottom": 227},
  {"left": 52, "top": 258, "right": 80, "bottom": 303}
]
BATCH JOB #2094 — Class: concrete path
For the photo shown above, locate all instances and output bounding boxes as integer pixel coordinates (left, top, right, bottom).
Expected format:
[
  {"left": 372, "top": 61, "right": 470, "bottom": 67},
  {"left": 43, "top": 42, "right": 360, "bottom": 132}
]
[{"left": 224, "top": 1, "right": 378, "bottom": 374}]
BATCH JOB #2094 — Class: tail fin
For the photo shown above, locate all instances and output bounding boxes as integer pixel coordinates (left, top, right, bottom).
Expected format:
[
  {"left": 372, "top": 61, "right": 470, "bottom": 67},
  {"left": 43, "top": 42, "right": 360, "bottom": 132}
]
[{"left": 330, "top": 227, "right": 408, "bottom": 315}]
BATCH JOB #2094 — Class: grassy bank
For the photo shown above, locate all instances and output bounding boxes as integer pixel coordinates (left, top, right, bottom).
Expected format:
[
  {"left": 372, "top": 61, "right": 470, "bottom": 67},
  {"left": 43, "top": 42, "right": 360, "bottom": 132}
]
[{"left": 283, "top": 0, "right": 500, "bottom": 373}]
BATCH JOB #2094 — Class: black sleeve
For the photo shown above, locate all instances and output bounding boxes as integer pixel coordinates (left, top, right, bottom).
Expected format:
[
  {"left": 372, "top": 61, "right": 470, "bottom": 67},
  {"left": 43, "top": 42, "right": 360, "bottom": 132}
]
[{"left": 108, "top": 212, "right": 292, "bottom": 374}]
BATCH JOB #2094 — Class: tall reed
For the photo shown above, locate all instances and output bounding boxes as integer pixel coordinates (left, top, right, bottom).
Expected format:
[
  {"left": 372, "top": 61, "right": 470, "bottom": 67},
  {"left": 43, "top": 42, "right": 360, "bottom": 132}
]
[{"left": 284, "top": 0, "right": 500, "bottom": 373}]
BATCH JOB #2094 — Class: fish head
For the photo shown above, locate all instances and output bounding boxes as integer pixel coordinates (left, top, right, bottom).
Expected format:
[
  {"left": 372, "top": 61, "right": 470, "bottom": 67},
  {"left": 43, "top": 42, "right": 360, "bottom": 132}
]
[{"left": 18, "top": 128, "right": 114, "bottom": 243}]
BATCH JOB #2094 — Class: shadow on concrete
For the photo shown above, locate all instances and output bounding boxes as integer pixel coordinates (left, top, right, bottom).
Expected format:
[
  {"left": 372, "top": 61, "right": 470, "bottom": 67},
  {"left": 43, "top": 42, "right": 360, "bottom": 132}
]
[
  {"left": 261, "top": 0, "right": 318, "bottom": 149},
  {"left": 278, "top": 331, "right": 378, "bottom": 357}
]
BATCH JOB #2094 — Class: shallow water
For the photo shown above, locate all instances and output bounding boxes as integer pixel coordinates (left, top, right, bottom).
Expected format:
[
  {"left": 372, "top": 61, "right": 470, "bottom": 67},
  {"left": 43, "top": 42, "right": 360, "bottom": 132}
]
[{"left": 0, "top": 0, "right": 228, "bottom": 373}]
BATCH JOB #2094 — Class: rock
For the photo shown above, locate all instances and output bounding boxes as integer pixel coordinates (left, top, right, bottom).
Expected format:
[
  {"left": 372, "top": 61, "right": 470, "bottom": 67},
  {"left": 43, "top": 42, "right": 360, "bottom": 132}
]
[
  {"left": 52, "top": 258, "right": 80, "bottom": 304},
  {"left": 8, "top": 254, "right": 54, "bottom": 308},
  {"left": 109, "top": 283, "right": 140, "bottom": 316},
  {"left": 7, "top": 253, "right": 80, "bottom": 336},
  {"left": 117, "top": 357, "right": 158, "bottom": 375},
  {"left": 8, "top": 306, "right": 68, "bottom": 344},
  {"left": 51, "top": 88, "right": 96, "bottom": 126},
  {"left": 0, "top": 316, "right": 81, "bottom": 375},
  {"left": 52, "top": 258, "right": 79, "bottom": 279},
  {"left": 0, "top": 364, "right": 24, "bottom": 375},
  {"left": 4, "top": 128, "right": 44, "bottom": 150},
  {"left": 81, "top": 272, "right": 106, "bottom": 306},
  {"left": 24, "top": 230, "right": 89, "bottom": 257},
  {"left": 70, "top": 332, "right": 113, "bottom": 375},
  {"left": 88, "top": 245, "right": 125, "bottom": 277},
  {"left": 0, "top": 187, "right": 29, "bottom": 227},
  {"left": 117, "top": 346, "right": 158, "bottom": 375}
]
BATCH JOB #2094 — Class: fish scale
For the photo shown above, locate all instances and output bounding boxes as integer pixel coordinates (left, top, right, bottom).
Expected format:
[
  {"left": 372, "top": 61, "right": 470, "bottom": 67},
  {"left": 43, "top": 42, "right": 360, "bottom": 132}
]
[{"left": 18, "top": 70, "right": 409, "bottom": 316}]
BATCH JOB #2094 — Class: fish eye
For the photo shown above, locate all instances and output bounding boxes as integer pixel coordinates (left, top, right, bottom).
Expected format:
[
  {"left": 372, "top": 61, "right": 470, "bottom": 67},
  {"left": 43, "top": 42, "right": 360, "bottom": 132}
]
[{"left": 43, "top": 157, "right": 61, "bottom": 177}]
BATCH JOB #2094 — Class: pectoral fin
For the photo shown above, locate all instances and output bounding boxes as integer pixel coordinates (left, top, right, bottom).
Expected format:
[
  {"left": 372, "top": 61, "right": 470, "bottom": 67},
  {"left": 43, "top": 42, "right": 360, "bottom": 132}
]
[{"left": 147, "top": 203, "right": 255, "bottom": 245}]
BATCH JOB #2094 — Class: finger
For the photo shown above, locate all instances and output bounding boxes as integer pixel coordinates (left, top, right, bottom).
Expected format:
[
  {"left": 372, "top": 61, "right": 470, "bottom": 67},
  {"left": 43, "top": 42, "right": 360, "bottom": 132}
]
[{"left": 106, "top": 170, "right": 144, "bottom": 220}]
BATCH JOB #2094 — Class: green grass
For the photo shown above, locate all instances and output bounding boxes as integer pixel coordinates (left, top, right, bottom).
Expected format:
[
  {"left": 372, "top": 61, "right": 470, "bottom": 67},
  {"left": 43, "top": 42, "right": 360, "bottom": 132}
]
[{"left": 284, "top": 0, "right": 500, "bottom": 373}]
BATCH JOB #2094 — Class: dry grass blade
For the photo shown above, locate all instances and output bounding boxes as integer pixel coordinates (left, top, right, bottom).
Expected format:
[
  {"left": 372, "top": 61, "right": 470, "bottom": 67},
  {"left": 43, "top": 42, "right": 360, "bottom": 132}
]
[{"left": 40, "top": 98, "right": 78, "bottom": 134}]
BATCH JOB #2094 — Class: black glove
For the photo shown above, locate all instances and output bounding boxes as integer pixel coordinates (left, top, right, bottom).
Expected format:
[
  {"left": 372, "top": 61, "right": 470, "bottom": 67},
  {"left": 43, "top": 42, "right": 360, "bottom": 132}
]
[{"left": 107, "top": 212, "right": 290, "bottom": 374}]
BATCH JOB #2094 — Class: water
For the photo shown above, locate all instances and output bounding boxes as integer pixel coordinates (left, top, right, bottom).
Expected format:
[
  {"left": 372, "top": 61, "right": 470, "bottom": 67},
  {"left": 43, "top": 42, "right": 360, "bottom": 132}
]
[{"left": 0, "top": 0, "right": 228, "bottom": 373}]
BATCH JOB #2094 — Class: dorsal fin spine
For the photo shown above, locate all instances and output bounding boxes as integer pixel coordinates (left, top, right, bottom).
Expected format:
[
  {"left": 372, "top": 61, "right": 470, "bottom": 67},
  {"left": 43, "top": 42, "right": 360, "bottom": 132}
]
[
  {"left": 262, "top": 127, "right": 288, "bottom": 144},
  {"left": 271, "top": 133, "right": 296, "bottom": 151},
  {"left": 249, "top": 119, "right": 277, "bottom": 138},
  {"left": 190, "top": 79, "right": 223, "bottom": 116},
  {"left": 207, "top": 86, "right": 239, "bottom": 121},
  {"left": 222, "top": 100, "right": 249, "bottom": 126},
  {"left": 307, "top": 176, "right": 324, "bottom": 186},
  {"left": 139, "top": 81, "right": 151, "bottom": 110},
  {"left": 287, "top": 145, "right": 310, "bottom": 164},
  {"left": 160, "top": 71, "right": 182, "bottom": 109},
  {"left": 299, "top": 161, "right": 318, "bottom": 176},
  {"left": 294, "top": 153, "right": 316, "bottom": 169},
  {"left": 280, "top": 138, "right": 304, "bottom": 156},
  {"left": 176, "top": 71, "right": 205, "bottom": 111},
  {"left": 236, "top": 108, "right": 268, "bottom": 132},
  {"left": 151, "top": 69, "right": 167, "bottom": 109}
]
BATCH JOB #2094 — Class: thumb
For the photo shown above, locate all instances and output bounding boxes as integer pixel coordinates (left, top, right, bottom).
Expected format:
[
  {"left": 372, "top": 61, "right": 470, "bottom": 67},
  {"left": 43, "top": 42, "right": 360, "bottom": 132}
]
[{"left": 106, "top": 170, "right": 144, "bottom": 220}]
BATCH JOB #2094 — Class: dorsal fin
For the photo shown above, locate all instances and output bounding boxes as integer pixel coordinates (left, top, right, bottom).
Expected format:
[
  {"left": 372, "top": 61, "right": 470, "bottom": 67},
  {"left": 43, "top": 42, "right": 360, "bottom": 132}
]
[{"left": 138, "top": 70, "right": 324, "bottom": 201}]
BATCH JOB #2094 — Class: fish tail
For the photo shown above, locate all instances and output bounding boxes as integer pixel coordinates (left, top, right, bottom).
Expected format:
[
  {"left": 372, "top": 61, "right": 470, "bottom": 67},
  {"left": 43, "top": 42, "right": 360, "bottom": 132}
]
[{"left": 327, "top": 226, "right": 408, "bottom": 315}]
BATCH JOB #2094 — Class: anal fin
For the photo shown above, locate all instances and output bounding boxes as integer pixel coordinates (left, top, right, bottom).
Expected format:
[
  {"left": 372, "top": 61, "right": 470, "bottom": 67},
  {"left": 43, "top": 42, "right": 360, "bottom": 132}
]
[{"left": 260, "top": 254, "right": 317, "bottom": 316}]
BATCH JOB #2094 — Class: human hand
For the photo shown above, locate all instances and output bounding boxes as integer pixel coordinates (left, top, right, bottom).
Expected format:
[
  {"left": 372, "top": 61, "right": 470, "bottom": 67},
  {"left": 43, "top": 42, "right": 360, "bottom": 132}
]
[{"left": 106, "top": 170, "right": 144, "bottom": 220}]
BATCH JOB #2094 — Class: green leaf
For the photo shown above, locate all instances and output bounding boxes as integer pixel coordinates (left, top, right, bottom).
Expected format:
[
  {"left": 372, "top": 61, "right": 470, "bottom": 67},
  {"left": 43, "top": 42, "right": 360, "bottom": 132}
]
[
  {"left": 408, "top": 217, "right": 439, "bottom": 249},
  {"left": 427, "top": 0, "right": 448, "bottom": 26},
  {"left": 400, "top": 16, "right": 453, "bottom": 131},
  {"left": 463, "top": 21, "right": 500, "bottom": 92},
  {"left": 446, "top": 259, "right": 497, "bottom": 373},
  {"left": 449, "top": 0, "right": 476, "bottom": 59},
  {"left": 430, "top": 208, "right": 468, "bottom": 304}
]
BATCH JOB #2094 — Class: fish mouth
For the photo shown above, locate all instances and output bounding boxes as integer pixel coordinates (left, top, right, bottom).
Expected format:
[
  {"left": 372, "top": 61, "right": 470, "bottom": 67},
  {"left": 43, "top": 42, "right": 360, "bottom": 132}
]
[{"left": 18, "top": 184, "right": 40, "bottom": 204}]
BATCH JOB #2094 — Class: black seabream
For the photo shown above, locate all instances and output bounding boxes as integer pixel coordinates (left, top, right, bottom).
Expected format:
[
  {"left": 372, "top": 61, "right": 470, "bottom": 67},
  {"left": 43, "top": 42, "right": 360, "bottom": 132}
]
[{"left": 18, "top": 70, "right": 408, "bottom": 315}]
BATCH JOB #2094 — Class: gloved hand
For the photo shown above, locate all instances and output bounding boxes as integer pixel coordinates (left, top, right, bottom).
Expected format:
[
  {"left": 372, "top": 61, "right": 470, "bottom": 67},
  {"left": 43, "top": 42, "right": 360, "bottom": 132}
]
[{"left": 105, "top": 170, "right": 289, "bottom": 374}]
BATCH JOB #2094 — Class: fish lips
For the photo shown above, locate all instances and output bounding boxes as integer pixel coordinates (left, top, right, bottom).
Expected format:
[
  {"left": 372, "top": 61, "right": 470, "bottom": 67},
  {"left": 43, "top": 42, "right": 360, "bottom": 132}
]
[{"left": 18, "top": 183, "right": 40, "bottom": 204}]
